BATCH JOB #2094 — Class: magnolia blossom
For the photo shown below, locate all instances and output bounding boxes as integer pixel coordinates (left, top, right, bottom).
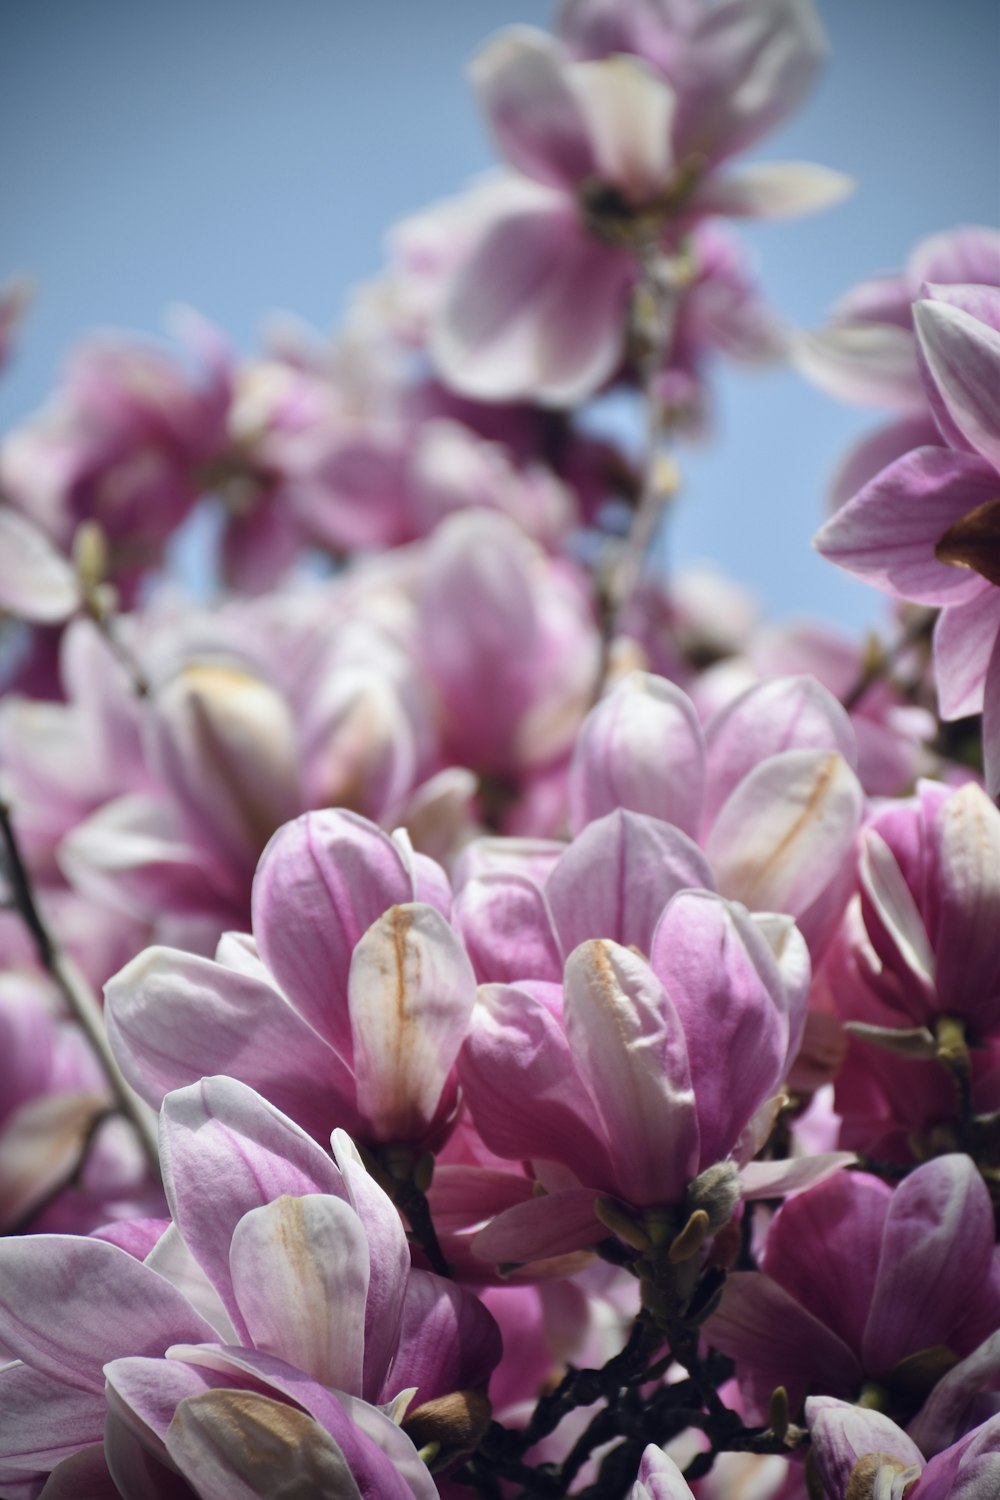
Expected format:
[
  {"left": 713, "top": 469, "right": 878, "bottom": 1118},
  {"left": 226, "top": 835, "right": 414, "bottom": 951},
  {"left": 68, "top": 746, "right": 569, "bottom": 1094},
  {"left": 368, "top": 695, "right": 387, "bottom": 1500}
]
[
  {"left": 106, "top": 808, "right": 476, "bottom": 1155},
  {"left": 815, "top": 285, "right": 1000, "bottom": 792},
  {"left": 806, "top": 1399, "right": 1000, "bottom": 1500},
  {"left": 431, "top": 1, "right": 847, "bottom": 404},
  {"left": 0, "top": 1077, "right": 499, "bottom": 1498},
  {"left": 458, "top": 889, "right": 850, "bottom": 1264},
  {"left": 708, "top": 1156, "right": 1000, "bottom": 1426},
  {"left": 796, "top": 224, "right": 1000, "bottom": 505}
]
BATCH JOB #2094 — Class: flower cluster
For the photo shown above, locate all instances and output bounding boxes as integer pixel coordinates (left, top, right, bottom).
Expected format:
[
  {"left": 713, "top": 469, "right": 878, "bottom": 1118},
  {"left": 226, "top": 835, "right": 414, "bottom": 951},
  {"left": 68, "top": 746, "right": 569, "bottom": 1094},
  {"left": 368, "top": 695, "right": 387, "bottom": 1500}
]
[{"left": 1, "top": 2, "right": 998, "bottom": 1497}]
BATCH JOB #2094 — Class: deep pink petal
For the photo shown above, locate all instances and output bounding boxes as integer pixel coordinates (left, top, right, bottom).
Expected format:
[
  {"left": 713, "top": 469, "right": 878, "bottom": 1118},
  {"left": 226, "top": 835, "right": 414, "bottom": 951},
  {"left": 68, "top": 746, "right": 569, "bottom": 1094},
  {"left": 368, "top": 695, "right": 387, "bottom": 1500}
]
[
  {"left": 458, "top": 982, "right": 618, "bottom": 1186},
  {"left": 706, "top": 1271, "right": 862, "bottom": 1419},
  {"left": 452, "top": 869, "right": 563, "bottom": 984},
  {"left": 864, "top": 1155, "right": 994, "bottom": 1376},
  {"left": 762, "top": 1170, "right": 891, "bottom": 1360},
  {"left": 391, "top": 1268, "right": 502, "bottom": 1406},
  {"left": 472, "top": 1187, "right": 606, "bottom": 1263}
]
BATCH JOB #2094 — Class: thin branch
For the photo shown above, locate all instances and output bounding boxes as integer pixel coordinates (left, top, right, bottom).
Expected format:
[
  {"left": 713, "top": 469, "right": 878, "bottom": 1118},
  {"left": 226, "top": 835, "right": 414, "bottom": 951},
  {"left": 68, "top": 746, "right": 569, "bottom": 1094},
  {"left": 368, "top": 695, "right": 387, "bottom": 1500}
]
[{"left": 0, "top": 798, "right": 161, "bottom": 1177}]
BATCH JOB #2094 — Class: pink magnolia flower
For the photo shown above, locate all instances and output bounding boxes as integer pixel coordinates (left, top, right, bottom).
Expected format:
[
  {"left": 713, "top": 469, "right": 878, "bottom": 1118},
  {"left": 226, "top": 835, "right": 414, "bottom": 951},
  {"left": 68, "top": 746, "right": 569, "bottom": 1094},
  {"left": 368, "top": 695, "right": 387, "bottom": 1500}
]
[
  {"left": 796, "top": 225, "right": 1000, "bottom": 505},
  {"left": 827, "top": 779, "right": 1000, "bottom": 1042},
  {"left": 458, "top": 890, "right": 849, "bottom": 1264},
  {"left": 806, "top": 1399, "right": 1000, "bottom": 1500},
  {"left": 707, "top": 1156, "right": 1000, "bottom": 1425},
  {"left": 0, "top": 1076, "right": 499, "bottom": 1498},
  {"left": 0, "top": 323, "right": 229, "bottom": 602},
  {"left": 453, "top": 670, "right": 863, "bottom": 984},
  {"left": 431, "top": 4, "right": 847, "bottom": 405},
  {"left": 815, "top": 285, "right": 1000, "bottom": 792},
  {"left": 105, "top": 808, "right": 476, "bottom": 1156}
]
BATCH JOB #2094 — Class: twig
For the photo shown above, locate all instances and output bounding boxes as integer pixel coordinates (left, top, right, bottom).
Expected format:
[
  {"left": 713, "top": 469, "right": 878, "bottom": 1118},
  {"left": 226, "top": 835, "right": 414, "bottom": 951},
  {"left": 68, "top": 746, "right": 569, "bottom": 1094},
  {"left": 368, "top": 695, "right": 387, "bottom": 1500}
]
[{"left": 0, "top": 798, "right": 161, "bottom": 1177}]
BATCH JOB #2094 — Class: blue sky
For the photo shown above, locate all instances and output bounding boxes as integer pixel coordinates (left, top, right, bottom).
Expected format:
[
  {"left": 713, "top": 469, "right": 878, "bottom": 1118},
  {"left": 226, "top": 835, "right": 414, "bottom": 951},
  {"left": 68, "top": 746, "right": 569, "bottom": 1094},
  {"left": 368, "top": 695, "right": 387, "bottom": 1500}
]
[{"left": 1, "top": 0, "right": 997, "bottom": 633}]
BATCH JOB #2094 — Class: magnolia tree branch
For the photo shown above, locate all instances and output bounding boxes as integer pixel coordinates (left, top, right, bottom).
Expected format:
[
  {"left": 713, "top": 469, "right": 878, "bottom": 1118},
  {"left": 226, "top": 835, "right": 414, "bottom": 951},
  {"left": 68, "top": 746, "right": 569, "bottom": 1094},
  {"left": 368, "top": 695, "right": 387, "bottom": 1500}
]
[{"left": 0, "top": 797, "right": 161, "bottom": 1178}]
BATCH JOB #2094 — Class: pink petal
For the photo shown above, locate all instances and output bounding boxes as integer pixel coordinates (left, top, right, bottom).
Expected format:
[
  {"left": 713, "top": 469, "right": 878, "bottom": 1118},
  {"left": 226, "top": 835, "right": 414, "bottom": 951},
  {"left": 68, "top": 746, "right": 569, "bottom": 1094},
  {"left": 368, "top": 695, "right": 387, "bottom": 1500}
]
[
  {"left": 144, "top": 665, "right": 302, "bottom": 880},
  {"left": 458, "top": 983, "right": 619, "bottom": 1185},
  {"left": 794, "top": 325, "right": 925, "bottom": 412},
  {"left": 105, "top": 946, "right": 355, "bottom": 1142},
  {"left": 863, "top": 1155, "right": 994, "bottom": 1377},
  {"left": 36, "top": 1447, "right": 122, "bottom": 1499},
  {"left": 564, "top": 940, "right": 698, "bottom": 1205},
  {"left": 806, "top": 1398, "right": 923, "bottom": 1498},
  {"left": 761, "top": 1170, "right": 890, "bottom": 1359},
  {"left": 915, "top": 289, "right": 1000, "bottom": 470},
  {"left": 909, "top": 1330, "right": 1000, "bottom": 1457},
  {"left": 431, "top": 200, "right": 632, "bottom": 406},
  {"left": 392, "top": 1268, "right": 502, "bottom": 1406},
  {"left": 703, "top": 675, "right": 856, "bottom": 832},
  {"left": 933, "top": 586, "right": 1000, "bottom": 720},
  {"left": 251, "top": 809, "right": 414, "bottom": 1059},
  {"left": 470, "top": 27, "right": 595, "bottom": 189},
  {"left": 984, "top": 630, "right": 1000, "bottom": 800},
  {"left": 567, "top": 55, "right": 675, "bottom": 203},
  {"left": 568, "top": 672, "right": 706, "bottom": 838},
  {"left": 347, "top": 903, "right": 476, "bottom": 1142},
  {"left": 0, "top": 1235, "right": 215, "bottom": 1394},
  {"left": 706, "top": 1271, "right": 862, "bottom": 1420},
  {"left": 158, "top": 1078, "right": 342, "bottom": 1343},
  {"left": 453, "top": 869, "right": 563, "bottom": 984},
  {"left": 673, "top": 0, "right": 827, "bottom": 166},
  {"left": 650, "top": 892, "right": 788, "bottom": 1166},
  {"left": 547, "top": 808, "right": 714, "bottom": 954},
  {"left": 928, "top": 784, "right": 1000, "bottom": 1026},
  {"left": 739, "top": 1151, "right": 855, "bottom": 1200},
  {"left": 0, "top": 1363, "right": 105, "bottom": 1474},
  {"left": 327, "top": 1131, "right": 412, "bottom": 1405},
  {"left": 165, "top": 1390, "right": 367, "bottom": 1500},
  {"left": 707, "top": 749, "right": 863, "bottom": 923},
  {"left": 472, "top": 1187, "right": 606, "bottom": 1263},
  {"left": 814, "top": 446, "right": 1000, "bottom": 606},
  {"left": 630, "top": 1445, "right": 697, "bottom": 1499}
]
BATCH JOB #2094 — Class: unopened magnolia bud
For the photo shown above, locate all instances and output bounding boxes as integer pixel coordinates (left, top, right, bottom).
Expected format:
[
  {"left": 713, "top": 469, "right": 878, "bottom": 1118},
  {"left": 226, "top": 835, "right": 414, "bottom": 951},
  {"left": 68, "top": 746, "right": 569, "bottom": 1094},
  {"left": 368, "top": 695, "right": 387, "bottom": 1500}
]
[
  {"left": 402, "top": 1391, "right": 492, "bottom": 1467},
  {"left": 686, "top": 1161, "right": 741, "bottom": 1232}
]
